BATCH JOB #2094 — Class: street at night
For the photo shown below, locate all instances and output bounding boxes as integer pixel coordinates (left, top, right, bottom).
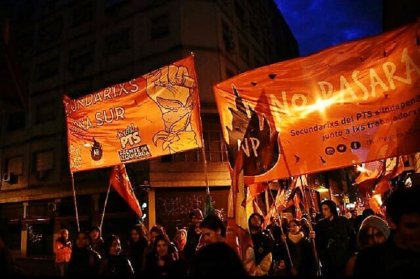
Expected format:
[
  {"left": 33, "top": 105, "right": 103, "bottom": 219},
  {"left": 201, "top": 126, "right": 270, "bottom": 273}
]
[{"left": 0, "top": 0, "right": 419, "bottom": 277}]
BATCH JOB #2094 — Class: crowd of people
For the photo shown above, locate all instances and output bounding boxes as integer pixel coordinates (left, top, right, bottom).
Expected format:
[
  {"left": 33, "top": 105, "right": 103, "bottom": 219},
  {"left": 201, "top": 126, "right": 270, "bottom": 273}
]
[{"left": 1, "top": 185, "right": 419, "bottom": 277}]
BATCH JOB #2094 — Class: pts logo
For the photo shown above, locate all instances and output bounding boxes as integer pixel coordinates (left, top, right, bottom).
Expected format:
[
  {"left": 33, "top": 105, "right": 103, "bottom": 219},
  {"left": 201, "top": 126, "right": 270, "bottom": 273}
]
[{"left": 117, "top": 124, "right": 141, "bottom": 149}]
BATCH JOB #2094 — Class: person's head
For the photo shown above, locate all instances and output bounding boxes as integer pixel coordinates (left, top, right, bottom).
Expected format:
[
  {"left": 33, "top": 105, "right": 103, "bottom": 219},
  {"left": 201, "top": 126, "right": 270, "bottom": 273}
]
[
  {"left": 153, "top": 234, "right": 170, "bottom": 258},
  {"left": 60, "top": 229, "right": 69, "bottom": 240},
  {"left": 189, "top": 209, "right": 204, "bottom": 225},
  {"left": 385, "top": 186, "right": 420, "bottom": 252},
  {"left": 130, "top": 224, "right": 146, "bottom": 243},
  {"left": 288, "top": 219, "right": 302, "bottom": 235},
  {"left": 358, "top": 215, "right": 390, "bottom": 249},
  {"left": 150, "top": 225, "right": 165, "bottom": 244},
  {"left": 192, "top": 242, "right": 247, "bottom": 277},
  {"left": 248, "top": 213, "right": 264, "bottom": 234},
  {"left": 75, "top": 231, "right": 90, "bottom": 249},
  {"left": 362, "top": 208, "right": 375, "bottom": 219},
  {"left": 89, "top": 226, "right": 101, "bottom": 241},
  {"left": 174, "top": 228, "right": 187, "bottom": 244},
  {"left": 105, "top": 235, "right": 121, "bottom": 256},
  {"left": 200, "top": 214, "right": 226, "bottom": 245},
  {"left": 321, "top": 200, "right": 338, "bottom": 219}
]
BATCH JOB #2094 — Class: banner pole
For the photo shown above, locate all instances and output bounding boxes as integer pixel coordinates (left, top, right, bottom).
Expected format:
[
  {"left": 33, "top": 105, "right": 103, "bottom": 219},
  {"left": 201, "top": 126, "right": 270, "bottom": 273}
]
[
  {"left": 267, "top": 187, "right": 294, "bottom": 269},
  {"left": 299, "top": 176, "right": 322, "bottom": 276},
  {"left": 70, "top": 172, "right": 80, "bottom": 232},
  {"left": 99, "top": 181, "right": 112, "bottom": 230}
]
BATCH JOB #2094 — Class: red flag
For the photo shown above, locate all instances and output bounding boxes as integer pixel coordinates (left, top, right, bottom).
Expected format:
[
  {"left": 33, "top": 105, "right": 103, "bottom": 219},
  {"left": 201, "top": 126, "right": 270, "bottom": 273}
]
[
  {"left": 249, "top": 182, "right": 268, "bottom": 200},
  {"left": 109, "top": 164, "right": 142, "bottom": 217}
]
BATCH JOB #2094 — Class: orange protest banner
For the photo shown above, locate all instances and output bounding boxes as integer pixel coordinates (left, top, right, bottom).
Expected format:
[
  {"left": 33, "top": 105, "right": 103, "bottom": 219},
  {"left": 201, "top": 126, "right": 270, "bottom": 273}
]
[
  {"left": 64, "top": 56, "right": 202, "bottom": 172},
  {"left": 214, "top": 22, "right": 420, "bottom": 184}
]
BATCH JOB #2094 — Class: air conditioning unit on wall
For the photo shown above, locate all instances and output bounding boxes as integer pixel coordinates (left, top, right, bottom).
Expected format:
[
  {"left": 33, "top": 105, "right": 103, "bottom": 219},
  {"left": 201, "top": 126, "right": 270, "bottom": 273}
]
[{"left": 2, "top": 172, "right": 17, "bottom": 184}]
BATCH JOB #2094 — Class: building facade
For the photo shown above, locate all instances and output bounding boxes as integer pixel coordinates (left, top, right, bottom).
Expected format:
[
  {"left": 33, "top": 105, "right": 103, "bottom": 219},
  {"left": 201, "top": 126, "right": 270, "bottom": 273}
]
[{"left": 0, "top": 0, "right": 298, "bottom": 259}]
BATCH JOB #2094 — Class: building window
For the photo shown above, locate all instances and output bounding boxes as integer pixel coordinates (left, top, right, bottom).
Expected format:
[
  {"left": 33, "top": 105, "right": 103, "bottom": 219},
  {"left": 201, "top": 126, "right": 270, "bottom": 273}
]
[
  {"left": 5, "top": 156, "right": 23, "bottom": 176},
  {"left": 250, "top": 23, "right": 260, "bottom": 43},
  {"left": 105, "top": 0, "right": 128, "bottom": 10},
  {"left": 7, "top": 112, "right": 26, "bottom": 131},
  {"left": 226, "top": 67, "right": 235, "bottom": 79},
  {"left": 39, "top": 18, "right": 63, "bottom": 46},
  {"left": 36, "top": 56, "right": 60, "bottom": 81},
  {"left": 222, "top": 21, "right": 235, "bottom": 52},
  {"left": 104, "top": 28, "right": 131, "bottom": 55},
  {"left": 41, "top": 0, "right": 56, "bottom": 17},
  {"left": 235, "top": 1, "right": 245, "bottom": 26},
  {"left": 36, "top": 101, "right": 55, "bottom": 124},
  {"left": 151, "top": 14, "right": 169, "bottom": 40},
  {"left": 33, "top": 150, "right": 54, "bottom": 173},
  {"left": 72, "top": 2, "right": 94, "bottom": 27},
  {"left": 69, "top": 44, "right": 95, "bottom": 75},
  {"left": 239, "top": 38, "right": 249, "bottom": 63},
  {"left": 203, "top": 130, "right": 228, "bottom": 162},
  {"left": 70, "top": 80, "right": 93, "bottom": 98}
]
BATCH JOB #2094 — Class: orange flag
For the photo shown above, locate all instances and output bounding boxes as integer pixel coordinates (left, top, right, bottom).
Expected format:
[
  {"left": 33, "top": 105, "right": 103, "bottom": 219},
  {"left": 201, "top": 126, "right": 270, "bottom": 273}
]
[
  {"left": 64, "top": 55, "right": 202, "bottom": 172},
  {"left": 215, "top": 22, "right": 420, "bottom": 184},
  {"left": 109, "top": 164, "right": 142, "bottom": 217}
]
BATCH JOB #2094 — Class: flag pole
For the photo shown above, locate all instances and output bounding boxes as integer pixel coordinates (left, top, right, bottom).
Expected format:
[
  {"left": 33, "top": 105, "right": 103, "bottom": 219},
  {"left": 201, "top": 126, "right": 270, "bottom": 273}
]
[
  {"left": 267, "top": 187, "right": 294, "bottom": 269},
  {"left": 191, "top": 51, "right": 210, "bottom": 193},
  {"left": 299, "top": 176, "right": 322, "bottom": 276},
  {"left": 99, "top": 180, "right": 112, "bottom": 230},
  {"left": 70, "top": 172, "right": 80, "bottom": 232}
]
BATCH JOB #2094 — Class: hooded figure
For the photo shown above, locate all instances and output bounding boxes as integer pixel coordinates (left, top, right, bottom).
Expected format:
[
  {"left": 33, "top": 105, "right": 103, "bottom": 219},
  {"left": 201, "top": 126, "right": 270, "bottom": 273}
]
[{"left": 357, "top": 215, "right": 390, "bottom": 249}]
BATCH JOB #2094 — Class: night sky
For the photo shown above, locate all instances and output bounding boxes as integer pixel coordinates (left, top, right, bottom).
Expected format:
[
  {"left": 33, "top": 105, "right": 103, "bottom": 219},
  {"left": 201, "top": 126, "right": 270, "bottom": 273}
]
[{"left": 275, "top": 0, "right": 383, "bottom": 56}]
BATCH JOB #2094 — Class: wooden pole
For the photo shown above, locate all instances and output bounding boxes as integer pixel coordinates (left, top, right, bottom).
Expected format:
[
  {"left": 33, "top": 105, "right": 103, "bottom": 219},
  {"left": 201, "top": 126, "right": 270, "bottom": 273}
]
[
  {"left": 99, "top": 181, "right": 112, "bottom": 230},
  {"left": 70, "top": 172, "right": 80, "bottom": 232}
]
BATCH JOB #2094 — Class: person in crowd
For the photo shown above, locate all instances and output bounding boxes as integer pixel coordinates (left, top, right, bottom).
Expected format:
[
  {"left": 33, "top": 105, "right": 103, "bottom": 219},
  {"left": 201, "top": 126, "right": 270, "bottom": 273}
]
[
  {"left": 98, "top": 234, "right": 134, "bottom": 277},
  {"left": 345, "top": 215, "right": 390, "bottom": 276},
  {"left": 89, "top": 226, "right": 105, "bottom": 258},
  {"left": 126, "top": 223, "right": 149, "bottom": 277},
  {"left": 266, "top": 216, "right": 284, "bottom": 263},
  {"left": 173, "top": 228, "right": 187, "bottom": 253},
  {"left": 354, "top": 208, "right": 375, "bottom": 232},
  {"left": 68, "top": 231, "right": 102, "bottom": 276},
  {"left": 190, "top": 242, "right": 248, "bottom": 277},
  {"left": 276, "top": 218, "right": 317, "bottom": 277},
  {"left": 144, "top": 225, "right": 178, "bottom": 272},
  {"left": 243, "top": 213, "right": 274, "bottom": 276},
  {"left": 144, "top": 234, "right": 187, "bottom": 277},
  {"left": 199, "top": 214, "right": 226, "bottom": 245},
  {"left": 354, "top": 186, "right": 420, "bottom": 277},
  {"left": 0, "top": 235, "right": 23, "bottom": 276},
  {"left": 184, "top": 209, "right": 203, "bottom": 263},
  {"left": 315, "top": 199, "right": 356, "bottom": 277},
  {"left": 55, "top": 228, "right": 72, "bottom": 276}
]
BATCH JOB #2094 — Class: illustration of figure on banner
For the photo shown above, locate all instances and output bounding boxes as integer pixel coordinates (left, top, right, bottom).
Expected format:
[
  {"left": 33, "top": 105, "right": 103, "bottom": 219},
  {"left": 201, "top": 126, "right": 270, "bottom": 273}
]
[{"left": 144, "top": 63, "right": 199, "bottom": 154}]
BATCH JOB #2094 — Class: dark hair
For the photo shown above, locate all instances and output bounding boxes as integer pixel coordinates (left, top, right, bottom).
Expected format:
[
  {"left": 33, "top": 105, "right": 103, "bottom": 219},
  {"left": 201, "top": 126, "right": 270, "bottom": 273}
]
[
  {"left": 104, "top": 234, "right": 120, "bottom": 256},
  {"left": 150, "top": 224, "right": 165, "bottom": 236},
  {"left": 152, "top": 234, "right": 171, "bottom": 256},
  {"left": 90, "top": 226, "right": 101, "bottom": 236},
  {"left": 321, "top": 200, "right": 338, "bottom": 216},
  {"left": 189, "top": 208, "right": 203, "bottom": 220},
  {"left": 362, "top": 208, "right": 375, "bottom": 218},
  {"left": 248, "top": 213, "right": 264, "bottom": 229},
  {"left": 200, "top": 214, "right": 226, "bottom": 237},
  {"left": 385, "top": 186, "right": 420, "bottom": 225},
  {"left": 191, "top": 242, "right": 247, "bottom": 277},
  {"left": 131, "top": 223, "right": 148, "bottom": 239},
  {"left": 289, "top": 218, "right": 301, "bottom": 227}
]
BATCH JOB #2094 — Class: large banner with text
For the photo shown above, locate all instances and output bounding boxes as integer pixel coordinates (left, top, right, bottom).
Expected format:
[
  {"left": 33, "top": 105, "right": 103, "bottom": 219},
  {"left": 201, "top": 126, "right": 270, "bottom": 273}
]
[
  {"left": 64, "top": 56, "right": 202, "bottom": 172},
  {"left": 214, "top": 22, "right": 420, "bottom": 184}
]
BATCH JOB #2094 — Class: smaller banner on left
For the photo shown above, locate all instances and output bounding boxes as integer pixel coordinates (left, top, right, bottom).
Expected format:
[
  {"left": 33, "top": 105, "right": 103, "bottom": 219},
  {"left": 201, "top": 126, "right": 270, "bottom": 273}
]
[{"left": 64, "top": 56, "right": 202, "bottom": 172}]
